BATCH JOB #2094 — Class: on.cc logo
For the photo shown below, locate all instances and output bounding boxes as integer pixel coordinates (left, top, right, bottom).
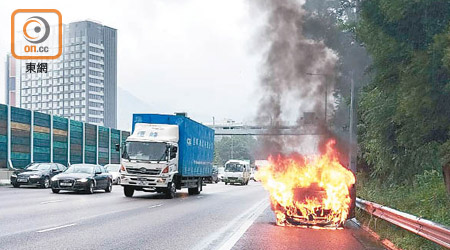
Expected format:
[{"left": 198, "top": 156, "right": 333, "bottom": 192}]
[
  {"left": 11, "top": 9, "right": 62, "bottom": 59},
  {"left": 23, "top": 16, "right": 50, "bottom": 44}
]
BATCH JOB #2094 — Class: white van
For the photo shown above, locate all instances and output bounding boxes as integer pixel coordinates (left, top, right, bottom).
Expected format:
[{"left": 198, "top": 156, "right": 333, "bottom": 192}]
[{"left": 223, "top": 160, "right": 251, "bottom": 185}]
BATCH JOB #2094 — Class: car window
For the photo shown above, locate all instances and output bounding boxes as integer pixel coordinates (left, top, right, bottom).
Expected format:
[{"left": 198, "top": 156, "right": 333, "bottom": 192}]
[
  {"left": 51, "top": 164, "right": 59, "bottom": 171},
  {"left": 66, "top": 165, "right": 94, "bottom": 174},
  {"left": 106, "top": 165, "right": 120, "bottom": 172},
  {"left": 58, "top": 164, "right": 67, "bottom": 171},
  {"left": 26, "top": 163, "right": 52, "bottom": 170}
]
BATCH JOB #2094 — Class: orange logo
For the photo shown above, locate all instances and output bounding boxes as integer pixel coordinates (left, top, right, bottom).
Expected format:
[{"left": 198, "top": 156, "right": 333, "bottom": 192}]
[{"left": 11, "top": 9, "right": 62, "bottom": 59}]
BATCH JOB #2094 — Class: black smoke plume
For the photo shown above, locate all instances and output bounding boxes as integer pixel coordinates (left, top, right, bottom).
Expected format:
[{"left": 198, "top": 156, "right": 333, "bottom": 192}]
[{"left": 254, "top": 0, "right": 339, "bottom": 158}]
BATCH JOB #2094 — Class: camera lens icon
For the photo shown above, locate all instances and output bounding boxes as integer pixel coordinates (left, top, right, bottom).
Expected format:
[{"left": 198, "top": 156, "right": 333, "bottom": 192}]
[{"left": 23, "top": 16, "right": 50, "bottom": 44}]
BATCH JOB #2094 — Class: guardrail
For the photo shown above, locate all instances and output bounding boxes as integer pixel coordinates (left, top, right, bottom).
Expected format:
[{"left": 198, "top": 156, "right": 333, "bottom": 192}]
[{"left": 356, "top": 198, "right": 450, "bottom": 248}]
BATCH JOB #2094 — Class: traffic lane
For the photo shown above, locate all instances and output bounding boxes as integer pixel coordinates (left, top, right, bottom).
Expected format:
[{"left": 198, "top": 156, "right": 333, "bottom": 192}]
[
  {"left": 0, "top": 181, "right": 237, "bottom": 237},
  {"left": 0, "top": 185, "right": 58, "bottom": 204},
  {"left": 0, "top": 182, "right": 268, "bottom": 250},
  {"left": 0, "top": 182, "right": 267, "bottom": 249},
  {"left": 232, "top": 208, "right": 386, "bottom": 250},
  {"left": 0, "top": 185, "right": 160, "bottom": 236}
]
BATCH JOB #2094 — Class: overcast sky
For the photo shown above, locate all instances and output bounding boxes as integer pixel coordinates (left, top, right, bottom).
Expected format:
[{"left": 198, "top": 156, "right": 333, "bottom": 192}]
[{"left": 0, "top": 0, "right": 264, "bottom": 130}]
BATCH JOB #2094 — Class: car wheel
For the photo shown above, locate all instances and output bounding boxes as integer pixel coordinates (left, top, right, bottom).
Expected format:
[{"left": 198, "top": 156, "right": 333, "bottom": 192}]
[
  {"left": 13, "top": 183, "right": 20, "bottom": 188},
  {"left": 225, "top": 182, "right": 228, "bottom": 185},
  {"left": 86, "top": 181, "right": 94, "bottom": 194},
  {"left": 165, "top": 182, "right": 176, "bottom": 199},
  {"left": 41, "top": 177, "right": 50, "bottom": 188},
  {"left": 124, "top": 186, "right": 134, "bottom": 197},
  {"left": 52, "top": 189, "right": 60, "bottom": 193},
  {"left": 105, "top": 180, "right": 112, "bottom": 193}
]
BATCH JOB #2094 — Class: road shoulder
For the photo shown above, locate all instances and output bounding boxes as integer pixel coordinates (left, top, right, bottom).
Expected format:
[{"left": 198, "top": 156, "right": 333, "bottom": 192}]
[{"left": 232, "top": 208, "right": 386, "bottom": 250}]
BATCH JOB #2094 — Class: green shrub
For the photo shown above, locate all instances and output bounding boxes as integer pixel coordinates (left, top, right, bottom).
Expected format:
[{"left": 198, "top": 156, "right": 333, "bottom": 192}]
[{"left": 356, "top": 171, "right": 449, "bottom": 250}]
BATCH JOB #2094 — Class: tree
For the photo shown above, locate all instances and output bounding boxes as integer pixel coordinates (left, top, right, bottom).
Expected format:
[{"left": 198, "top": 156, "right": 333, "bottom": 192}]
[
  {"left": 355, "top": 0, "right": 450, "bottom": 181},
  {"left": 213, "top": 136, "right": 257, "bottom": 165}
]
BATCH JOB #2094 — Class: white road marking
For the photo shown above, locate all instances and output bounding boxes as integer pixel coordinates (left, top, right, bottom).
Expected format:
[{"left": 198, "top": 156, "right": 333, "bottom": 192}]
[
  {"left": 195, "top": 199, "right": 269, "bottom": 250},
  {"left": 149, "top": 204, "right": 163, "bottom": 209},
  {"left": 40, "top": 199, "right": 64, "bottom": 204},
  {"left": 36, "top": 223, "right": 76, "bottom": 233},
  {"left": 217, "top": 200, "right": 268, "bottom": 250}
]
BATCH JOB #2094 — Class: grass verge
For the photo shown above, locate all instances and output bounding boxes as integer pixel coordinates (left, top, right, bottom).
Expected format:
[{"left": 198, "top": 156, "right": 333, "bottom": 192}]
[{"left": 356, "top": 170, "right": 450, "bottom": 250}]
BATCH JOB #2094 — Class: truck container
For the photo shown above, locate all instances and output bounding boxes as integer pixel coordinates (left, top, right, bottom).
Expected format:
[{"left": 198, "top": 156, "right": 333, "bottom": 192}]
[{"left": 119, "top": 113, "right": 214, "bottom": 198}]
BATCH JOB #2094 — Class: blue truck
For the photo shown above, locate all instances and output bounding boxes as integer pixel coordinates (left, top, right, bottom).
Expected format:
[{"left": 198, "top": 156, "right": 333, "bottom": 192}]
[{"left": 118, "top": 114, "right": 215, "bottom": 198}]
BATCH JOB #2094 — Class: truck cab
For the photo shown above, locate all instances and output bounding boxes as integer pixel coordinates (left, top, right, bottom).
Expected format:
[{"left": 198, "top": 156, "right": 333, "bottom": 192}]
[
  {"left": 223, "top": 160, "right": 251, "bottom": 185},
  {"left": 119, "top": 124, "right": 180, "bottom": 198},
  {"left": 119, "top": 114, "right": 214, "bottom": 199}
]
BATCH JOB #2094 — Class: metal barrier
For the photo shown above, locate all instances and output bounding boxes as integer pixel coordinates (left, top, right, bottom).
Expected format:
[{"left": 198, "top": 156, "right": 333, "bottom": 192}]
[{"left": 356, "top": 198, "right": 450, "bottom": 248}]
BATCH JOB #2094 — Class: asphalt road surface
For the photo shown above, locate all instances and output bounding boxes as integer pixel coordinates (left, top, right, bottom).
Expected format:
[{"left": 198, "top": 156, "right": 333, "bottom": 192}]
[{"left": 0, "top": 182, "right": 384, "bottom": 250}]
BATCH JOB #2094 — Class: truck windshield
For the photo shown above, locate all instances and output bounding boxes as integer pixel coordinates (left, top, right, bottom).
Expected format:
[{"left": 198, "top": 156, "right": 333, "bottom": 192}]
[
  {"left": 225, "top": 163, "right": 244, "bottom": 172},
  {"left": 125, "top": 141, "right": 167, "bottom": 161}
]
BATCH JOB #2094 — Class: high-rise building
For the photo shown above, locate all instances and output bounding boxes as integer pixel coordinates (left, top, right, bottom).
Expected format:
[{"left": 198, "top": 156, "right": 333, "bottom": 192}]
[
  {"left": 5, "top": 54, "right": 17, "bottom": 107},
  {"left": 15, "top": 20, "right": 117, "bottom": 128}
]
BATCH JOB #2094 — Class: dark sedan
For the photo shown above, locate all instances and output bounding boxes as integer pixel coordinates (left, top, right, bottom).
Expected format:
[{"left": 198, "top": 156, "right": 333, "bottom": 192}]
[
  {"left": 10, "top": 163, "right": 66, "bottom": 188},
  {"left": 51, "top": 164, "right": 112, "bottom": 194},
  {"left": 204, "top": 166, "right": 219, "bottom": 183}
]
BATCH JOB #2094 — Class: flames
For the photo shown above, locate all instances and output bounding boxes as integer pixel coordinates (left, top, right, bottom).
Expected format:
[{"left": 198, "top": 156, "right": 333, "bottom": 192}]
[{"left": 255, "top": 139, "right": 355, "bottom": 228}]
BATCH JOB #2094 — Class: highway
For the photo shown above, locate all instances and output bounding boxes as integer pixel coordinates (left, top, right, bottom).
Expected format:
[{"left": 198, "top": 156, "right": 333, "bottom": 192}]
[{"left": 0, "top": 182, "right": 384, "bottom": 250}]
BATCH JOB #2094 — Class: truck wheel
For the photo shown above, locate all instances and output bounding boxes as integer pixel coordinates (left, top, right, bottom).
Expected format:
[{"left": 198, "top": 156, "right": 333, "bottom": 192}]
[
  {"left": 188, "top": 179, "right": 202, "bottom": 195},
  {"left": 165, "top": 182, "right": 176, "bottom": 199},
  {"left": 188, "top": 187, "right": 197, "bottom": 195},
  {"left": 124, "top": 186, "right": 134, "bottom": 197}
]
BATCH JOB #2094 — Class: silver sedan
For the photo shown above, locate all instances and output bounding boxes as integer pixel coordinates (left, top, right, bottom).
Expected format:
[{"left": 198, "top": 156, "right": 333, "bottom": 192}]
[{"left": 105, "top": 164, "right": 121, "bottom": 184}]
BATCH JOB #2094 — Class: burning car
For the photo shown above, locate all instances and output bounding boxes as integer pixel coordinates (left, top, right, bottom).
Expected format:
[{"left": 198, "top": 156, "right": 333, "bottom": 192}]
[{"left": 256, "top": 139, "right": 355, "bottom": 228}]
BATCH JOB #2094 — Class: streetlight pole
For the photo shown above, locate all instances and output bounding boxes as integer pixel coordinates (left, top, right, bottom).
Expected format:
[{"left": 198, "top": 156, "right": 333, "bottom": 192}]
[
  {"left": 325, "top": 82, "right": 328, "bottom": 124},
  {"left": 349, "top": 71, "right": 356, "bottom": 174},
  {"left": 231, "top": 136, "right": 234, "bottom": 159}
]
